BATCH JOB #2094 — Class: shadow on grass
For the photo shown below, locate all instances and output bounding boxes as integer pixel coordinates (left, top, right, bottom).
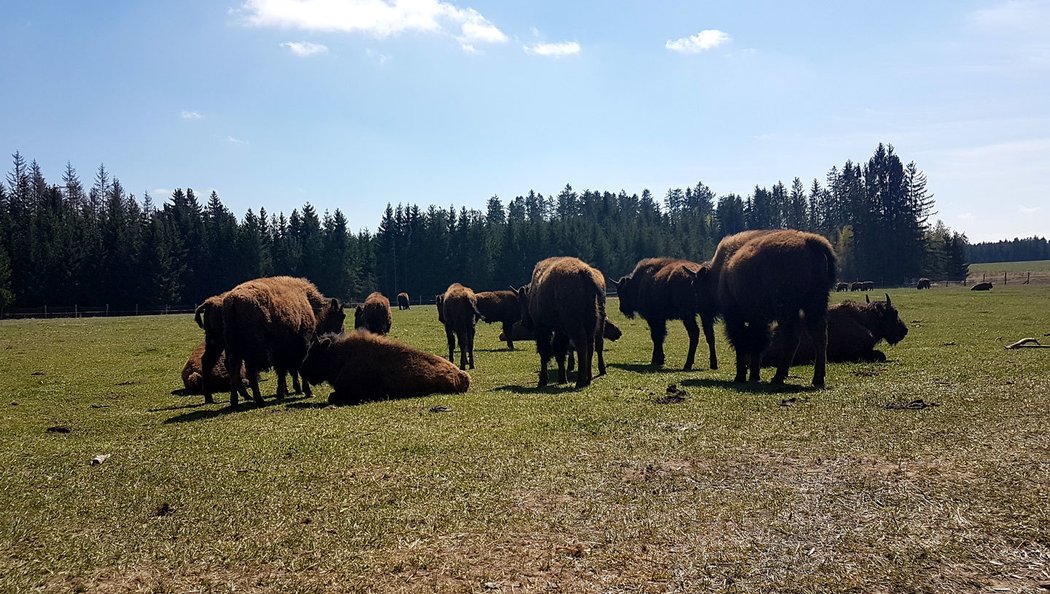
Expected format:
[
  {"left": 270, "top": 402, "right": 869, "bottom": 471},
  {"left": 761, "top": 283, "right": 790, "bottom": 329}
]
[
  {"left": 491, "top": 383, "right": 580, "bottom": 395},
  {"left": 163, "top": 394, "right": 311, "bottom": 423},
  {"left": 608, "top": 362, "right": 683, "bottom": 374},
  {"left": 680, "top": 377, "right": 822, "bottom": 395}
]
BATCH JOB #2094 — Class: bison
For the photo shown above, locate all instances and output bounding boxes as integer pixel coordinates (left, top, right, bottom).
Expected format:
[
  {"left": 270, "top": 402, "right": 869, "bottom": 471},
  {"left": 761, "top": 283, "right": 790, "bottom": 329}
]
[
  {"left": 518, "top": 257, "right": 606, "bottom": 389},
  {"left": 501, "top": 318, "right": 621, "bottom": 373},
  {"left": 354, "top": 292, "right": 392, "bottom": 335},
  {"left": 181, "top": 341, "right": 251, "bottom": 397},
  {"left": 301, "top": 331, "right": 470, "bottom": 405},
  {"left": 717, "top": 230, "right": 837, "bottom": 387},
  {"left": 439, "top": 283, "right": 484, "bottom": 370},
  {"left": 835, "top": 282, "right": 849, "bottom": 292},
  {"left": 614, "top": 258, "right": 714, "bottom": 371},
  {"left": 762, "top": 294, "right": 908, "bottom": 367},
  {"left": 475, "top": 290, "right": 521, "bottom": 349},
  {"left": 219, "top": 276, "right": 345, "bottom": 405},
  {"left": 397, "top": 292, "right": 410, "bottom": 310},
  {"left": 971, "top": 282, "right": 993, "bottom": 291},
  {"left": 916, "top": 278, "right": 931, "bottom": 290},
  {"left": 193, "top": 293, "right": 237, "bottom": 404}
]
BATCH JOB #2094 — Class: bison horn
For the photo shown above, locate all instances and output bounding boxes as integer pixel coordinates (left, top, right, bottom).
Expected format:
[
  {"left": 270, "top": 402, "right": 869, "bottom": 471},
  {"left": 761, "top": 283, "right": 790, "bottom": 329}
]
[
  {"left": 865, "top": 294, "right": 870, "bottom": 304},
  {"left": 885, "top": 293, "right": 891, "bottom": 306}
]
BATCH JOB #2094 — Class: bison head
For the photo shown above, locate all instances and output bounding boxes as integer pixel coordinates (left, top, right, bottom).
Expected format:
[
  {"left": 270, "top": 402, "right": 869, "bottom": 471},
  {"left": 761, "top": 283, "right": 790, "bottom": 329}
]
[
  {"left": 613, "top": 275, "right": 636, "bottom": 319},
  {"left": 301, "top": 334, "right": 336, "bottom": 386},
  {"left": 681, "top": 264, "right": 715, "bottom": 314},
  {"left": 867, "top": 293, "right": 909, "bottom": 346},
  {"left": 316, "top": 298, "right": 346, "bottom": 335},
  {"left": 435, "top": 294, "right": 445, "bottom": 323},
  {"left": 516, "top": 284, "right": 533, "bottom": 330}
]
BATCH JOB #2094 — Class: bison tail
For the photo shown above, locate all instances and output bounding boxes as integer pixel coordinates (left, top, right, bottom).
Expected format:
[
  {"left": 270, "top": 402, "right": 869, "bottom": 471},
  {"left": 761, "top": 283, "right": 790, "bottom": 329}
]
[
  {"left": 194, "top": 303, "right": 208, "bottom": 329},
  {"left": 472, "top": 302, "right": 485, "bottom": 323},
  {"left": 808, "top": 237, "right": 838, "bottom": 290}
]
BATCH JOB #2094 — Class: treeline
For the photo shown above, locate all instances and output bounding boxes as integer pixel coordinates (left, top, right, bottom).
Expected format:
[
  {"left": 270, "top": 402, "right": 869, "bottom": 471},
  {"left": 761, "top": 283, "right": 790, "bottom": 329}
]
[
  {"left": 967, "top": 236, "right": 1050, "bottom": 264},
  {"left": 0, "top": 143, "right": 968, "bottom": 311}
]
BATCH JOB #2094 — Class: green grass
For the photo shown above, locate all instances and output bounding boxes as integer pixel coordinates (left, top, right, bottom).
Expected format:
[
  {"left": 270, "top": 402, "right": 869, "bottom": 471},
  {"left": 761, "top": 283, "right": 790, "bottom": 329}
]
[
  {"left": 970, "top": 260, "right": 1050, "bottom": 274},
  {"left": 2, "top": 288, "right": 1049, "bottom": 592}
]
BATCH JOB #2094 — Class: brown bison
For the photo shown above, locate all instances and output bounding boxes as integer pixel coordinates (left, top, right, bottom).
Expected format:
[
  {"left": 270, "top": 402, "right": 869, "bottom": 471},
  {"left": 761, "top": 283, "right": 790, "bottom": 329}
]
[
  {"left": 475, "top": 290, "right": 521, "bottom": 349},
  {"left": 717, "top": 230, "right": 837, "bottom": 386},
  {"left": 916, "top": 278, "right": 931, "bottom": 290},
  {"left": 354, "top": 292, "right": 392, "bottom": 335},
  {"left": 500, "top": 318, "right": 622, "bottom": 343},
  {"left": 971, "top": 282, "right": 993, "bottom": 291},
  {"left": 518, "top": 257, "right": 606, "bottom": 389},
  {"left": 439, "top": 283, "right": 484, "bottom": 370},
  {"left": 193, "top": 293, "right": 236, "bottom": 404},
  {"left": 220, "top": 276, "right": 345, "bottom": 405},
  {"left": 397, "top": 292, "right": 410, "bottom": 310},
  {"left": 301, "top": 331, "right": 470, "bottom": 405},
  {"left": 762, "top": 294, "right": 908, "bottom": 367},
  {"left": 614, "top": 258, "right": 713, "bottom": 370},
  {"left": 181, "top": 342, "right": 250, "bottom": 396},
  {"left": 835, "top": 282, "right": 849, "bottom": 292}
]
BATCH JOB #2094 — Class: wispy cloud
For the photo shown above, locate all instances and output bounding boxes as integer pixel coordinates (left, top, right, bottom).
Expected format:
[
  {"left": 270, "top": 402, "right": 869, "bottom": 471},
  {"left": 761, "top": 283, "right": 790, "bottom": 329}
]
[
  {"left": 366, "top": 48, "right": 391, "bottom": 66},
  {"left": 241, "top": 0, "right": 507, "bottom": 53},
  {"left": 226, "top": 136, "right": 250, "bottom": 145},
  {"left": 958, "top": 212, "right": 977, "bottom": 220},
  {"left": 1019, "top": 205, "right": 1040, "bottom": 213},
  {"left": 665, "top": 29, "right": 730, "bottom": 54},
  {"left": 180, "top": 110, "right": 204, "bottom": 120},
  {"left": 962, "top": 1, "right": 1050, "bottom": 71},
  {"left": 280, "top": 41, "right": 329, "bottom": 56},
  {"left": 524, "top": 41, "right": 580, "bottom": 58}
]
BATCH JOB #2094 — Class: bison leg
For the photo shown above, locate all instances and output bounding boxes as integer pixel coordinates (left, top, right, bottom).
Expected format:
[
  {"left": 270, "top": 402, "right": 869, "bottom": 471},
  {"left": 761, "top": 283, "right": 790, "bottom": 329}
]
[
  {"left": 595, "top": 318, "right": 606, "bottom": 377},
  {"left": 573, "top": 330, "right": 593, "bottom": 389},
  {"left": 747, "top": 322, "right": 770, "bottom": 383},
  {"left": 553, "top": 333, "right": 569, "bottom": 384},
  {"left": 806, "top": 314, "right": 828, "bottom": 387},
  {"left": 290, "top": 370, "right": 302, "bottom": 394},
  {"left": 275, "top": 368, "right": 289, "bottom": 400},
  {"left": 725, "top": 315, "right": 749, "bottom": 383},
  {"left": 701, "top": 313, "right": 718, "bottom": 370},
  {"left": 467, "top": 327, "right": 476, "bottom": 369},
  {"left": 502, "top": 321, "right": 515, "bottom": 350},
  {"left": 456, "top": 329, "right": 470, "bottom": 370},
  {"left": 536, "top": 328, "right": 554, "bottom": 387},
  {"left": 771, "top": 320, "right": 800, "bottom": 385},
  {"left": 682, "top": 316, "right": 700, "bottom": 371},
  {"left": 445, "top": 324, "right": 456, "bottom": 363},
  {"left": 647, "top": 318, "right": 667, "bottom": 367}
]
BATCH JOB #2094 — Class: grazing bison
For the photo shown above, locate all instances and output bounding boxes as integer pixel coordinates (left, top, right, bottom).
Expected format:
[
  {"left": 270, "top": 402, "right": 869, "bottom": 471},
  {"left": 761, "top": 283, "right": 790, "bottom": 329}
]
[
  {"left": 835, "top": 282, "right": 849, "bottom": 292},
  {"left": 861, "top": 281, "right": 875, "bottom": 291},
  {"left": 518, "top": 257, "right": 607, "bottom": 389},
  {"left": 301, "top": 331, "right": 470, "bottom": 405},
  {"left": 971, "top": 282, "right": 993, "bottom": 291},
  {"left": 397, "top": 292, "right": 410, "bottom": 310},
  {"left": 220, "top": 276, "right": 345, "bottom": 405},
  {"left": 916, "top": 278, "right": 931, "bottom": 290},
  {"left": 718, "top": 230, "right": 837, "bottom": 387},
  {"left": 475, "top": 290, "right": 521, "bottom": 349},
  {"left": 440, "top": 283, "right": 483, "bottom": 370},
  {"left": 181, "top": 342, "right": 250, "bottom": 396},
  {"left": 762, "top": 294, "right": 908, "bottom": 367},
  {"left": 355, "top": 292, "right": 392, "bottom": 335},
  {"left": 849, "top": 282, "right": 862, "bottom": 291},
  {"left": 614, "top": 258, "right": 713, "bottom": 370}
]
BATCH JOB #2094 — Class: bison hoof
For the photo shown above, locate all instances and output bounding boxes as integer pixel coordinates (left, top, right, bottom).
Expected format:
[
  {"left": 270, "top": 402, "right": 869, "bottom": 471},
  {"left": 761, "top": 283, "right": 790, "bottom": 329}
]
[
  {"left": 733, "top": 374, "right": 747, "bottom": 383},
  {"left": 203, "top": 395, "right": 214, "bottom": 404},
  {"left": 682, "top": 363, "right": 693, "bottom": 371}
]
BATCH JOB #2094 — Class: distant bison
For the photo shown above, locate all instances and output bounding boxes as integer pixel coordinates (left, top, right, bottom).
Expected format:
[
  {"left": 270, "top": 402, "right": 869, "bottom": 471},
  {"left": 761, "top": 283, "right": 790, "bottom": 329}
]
[
  {"left": 220, "top": 276, "right": 345, "bottom": 405},
  {"left": 475, "top": 290, "right": 521, "bottom": 349},
  {"left": 397, "top": 292, "right": 410, "bottom": 310},
  {"left": 181, "top": 342, "right": 250, "bottom": 397},
  {"left": 439, "top": 283, "right": 483, "bottom": 370},
  {"left": 718, "top": 230, "right": 837, "bottom": 386},
  {"left": 518, "top": 257, "right": 606, "bottom": 388},
  {"left": 762, "top": 294, "right": 908, "bottom": 367},
  {"left": 835, "top": 282, "right": 849, "bottom": 292},
  {"left": 860, "top": 281, "right": 875, "bottom": 291},
  {"left": 916, "top": 278, "right": 931, "bottom": 290},
  {"left": 355, "top": 292, "right": 392, "bottom": 335},
  {"left": 301, "top": 331, "right": 470, "bottom": 405},
  {"left": 614, "top": 258, "right": 714, "bottom": 371},
  {"left": 971, "top": 282, "right": 993, "bottom": 291}
]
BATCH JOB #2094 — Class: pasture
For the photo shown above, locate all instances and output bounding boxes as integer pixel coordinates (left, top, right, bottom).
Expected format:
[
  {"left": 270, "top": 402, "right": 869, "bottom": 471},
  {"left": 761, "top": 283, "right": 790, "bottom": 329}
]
[{"left": 1, "top": 287, "right": 1048, "bottom": 592}]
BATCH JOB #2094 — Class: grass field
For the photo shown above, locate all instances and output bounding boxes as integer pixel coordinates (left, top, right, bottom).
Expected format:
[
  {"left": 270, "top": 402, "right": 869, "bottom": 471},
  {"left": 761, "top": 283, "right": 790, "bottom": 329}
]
[
  {"left": 2, "top": 287, "right": 1049, "bottom": 592},
  {"left": 970, "top": 260, "right": 1050, "bottom": 274}
]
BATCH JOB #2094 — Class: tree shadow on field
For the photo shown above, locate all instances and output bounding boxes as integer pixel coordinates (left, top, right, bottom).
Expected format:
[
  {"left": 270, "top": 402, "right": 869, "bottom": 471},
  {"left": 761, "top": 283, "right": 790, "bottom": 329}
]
[
  {"left": 492, "top": 383, "right": 579, "bottom": 395},
  {"left": 681, "top": 377, "right": 821, "bottom": 395},
  {"left": 608, "top": 362, "right": 682, "bottom": 374},
  {"left": 163, "top": 394, "right": 311, "bottom": 423}
]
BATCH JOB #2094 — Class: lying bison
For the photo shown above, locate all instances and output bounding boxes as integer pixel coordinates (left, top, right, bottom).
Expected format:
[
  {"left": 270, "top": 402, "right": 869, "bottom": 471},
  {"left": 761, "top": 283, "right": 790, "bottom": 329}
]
[
  {"left": 614, "top": 258, "right": 714, "bottom": 370},
  {"left": 916, "top": 278, "right": 931, "bottom": 290},
  {"left": 439, "top": 283, "right": 483, "bottom": 370},
  {"left": 355, "top": 292, "right": 392, "bottom": 335},
  {"left": 971, "top": 282, "right": 993, "bottom": 291},
  {"left": 475, "top": 290, "right": 520, "bottom": 349},
  {"left": 718, "top": 230, "right": 837, "bottom": 386},
  {"left": 181, "top": 341, "right": 250, "bottom": 397},
  {"left": 762, "top": 294, "right": 908, "bottom": 366},
  {"left": 518, "top": 256, "right": 606, "bottom": 389},
  {"left": 220, "top": 276, "right": 345, "bottom": 405},
  {"left": 397, "top": 292, "right": 410, "bottom": 310},
  {"left": 301, "top": 331, "right": 470, "bottom": 405}
]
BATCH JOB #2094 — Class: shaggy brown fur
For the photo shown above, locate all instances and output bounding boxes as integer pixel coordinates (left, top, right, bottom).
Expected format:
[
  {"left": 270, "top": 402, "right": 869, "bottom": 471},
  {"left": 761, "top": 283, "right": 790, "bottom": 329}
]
[
  {"left": 718, "top": 230, "right": 837, "bottom": 387},
  {"left": 762, "top": 295, "right": 908, "bottom": 367},
  {"left": 475, "top": 290, "right": 521, "bottom": 349},
  {"left": 181, "top": 342, "right": 250, "bottom": 396},
  {"left": 355, "top": 292, "right": 392, "bottom": 335},
  {"left": 301, "top": 331, "right": 469, "bottom": 405},
  {"left": 440, "top": 283, "right": 483, "bottom": 370},
  {"left": 835, "top": 282, "right": 849, "bottom": 292},
  {"left": 221, "top": 276, "right": 345, "bottom": 405},
  {"left": 518, "top": 257, "right": 607, "bottom": 389},
  {"left": 397, "top": 292, "right": 411, "bottom": 310},
  {"left": 916, "top": 278, "right": 931, "bottom": 290},
  {"left": 971, "top": 282, "right": 993, "bottom": 291},
  {"left": 615, "top": 258, "right": 712, "bottom": 370}
]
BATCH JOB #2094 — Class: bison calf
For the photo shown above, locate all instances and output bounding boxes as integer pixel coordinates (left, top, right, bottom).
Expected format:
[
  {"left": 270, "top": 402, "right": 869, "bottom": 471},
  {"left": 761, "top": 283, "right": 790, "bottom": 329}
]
[
  {"left": 440, "top": 283, "right": 483, "bottom": 370},
  {"left": 355, "top": 292, "right": 392, "bottom": 335},
  {"left": 181, "top": 342, "right": 251, "bottom": 398},
  {"left": 301, "top": 331, "right": 470, "bottom": 405}
]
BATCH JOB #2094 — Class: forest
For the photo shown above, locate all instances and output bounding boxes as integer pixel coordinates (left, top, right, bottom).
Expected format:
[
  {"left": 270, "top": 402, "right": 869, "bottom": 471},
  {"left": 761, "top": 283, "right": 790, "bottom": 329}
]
[{"left": 0, "top": 143, "right": 971, "bottom": 311}]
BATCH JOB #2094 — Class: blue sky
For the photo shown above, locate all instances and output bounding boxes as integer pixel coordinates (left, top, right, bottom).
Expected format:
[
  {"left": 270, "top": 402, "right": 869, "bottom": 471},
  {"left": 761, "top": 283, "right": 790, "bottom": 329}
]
[{"left": 1, "top": 1, "right": 1047, "bottom": 242}]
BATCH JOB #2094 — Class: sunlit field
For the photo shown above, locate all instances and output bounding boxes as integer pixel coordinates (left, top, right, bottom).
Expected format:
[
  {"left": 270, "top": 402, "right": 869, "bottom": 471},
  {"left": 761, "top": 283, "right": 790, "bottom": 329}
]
[{"left": 1, "top": 286, "right": 1048, "bottom": 592}]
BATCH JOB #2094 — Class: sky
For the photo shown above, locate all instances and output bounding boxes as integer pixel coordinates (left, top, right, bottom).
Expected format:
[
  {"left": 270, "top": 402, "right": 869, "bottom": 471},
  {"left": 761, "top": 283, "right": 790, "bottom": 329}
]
[{"left": 1, "top": 0, "right": 1047, "bottom": 243}]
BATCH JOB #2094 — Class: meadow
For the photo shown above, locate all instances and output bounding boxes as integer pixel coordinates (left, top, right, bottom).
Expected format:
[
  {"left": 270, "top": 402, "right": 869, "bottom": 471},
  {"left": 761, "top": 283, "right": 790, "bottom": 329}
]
[{"left": 1, "top": 286, "right": 1048, "bottom": 593}]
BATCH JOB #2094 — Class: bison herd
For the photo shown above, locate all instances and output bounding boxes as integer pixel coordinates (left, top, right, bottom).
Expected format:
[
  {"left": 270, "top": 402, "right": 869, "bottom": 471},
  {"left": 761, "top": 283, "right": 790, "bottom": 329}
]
[{"left": 182, "top": 230, "right": 919, "bottom": 406}]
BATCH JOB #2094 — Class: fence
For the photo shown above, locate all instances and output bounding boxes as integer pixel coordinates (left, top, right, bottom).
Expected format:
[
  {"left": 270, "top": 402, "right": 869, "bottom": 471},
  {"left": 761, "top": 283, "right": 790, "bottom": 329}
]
[{"left": 0, "top": 304, "right": 197, "bottom": 320}]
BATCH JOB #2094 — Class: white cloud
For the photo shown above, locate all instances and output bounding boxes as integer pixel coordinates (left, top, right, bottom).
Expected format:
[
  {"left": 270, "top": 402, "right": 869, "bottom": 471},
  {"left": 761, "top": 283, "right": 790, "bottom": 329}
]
[
  {"left": 524, "top": 41, "right": 580, "bottom": 58},
  {"left": 1019, "top": 205, "right": 1040, "bottom": 213},
  {"left": 180, "top": 110, "right": 204, "bottom": 120},
  {"left": 280, "top": 41, "right": 329, "bottom": 56},
  {"left": 226, "top": 136, "right": 250, "bottom": 145},
  {"left": 665, "top": 29, "right": 730, "bottom": 54},
  {"left": 241, "top": 0, "right": 507, "bottom": 53},
  {"left": 366, "top": 48, "right": 391, "bottom": 65}
]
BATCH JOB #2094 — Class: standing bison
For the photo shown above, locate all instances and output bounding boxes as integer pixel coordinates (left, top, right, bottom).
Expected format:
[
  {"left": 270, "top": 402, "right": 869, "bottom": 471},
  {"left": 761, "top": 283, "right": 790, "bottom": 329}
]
[
  {"left": 835, "top": 282, "right": 849, "bottom": 292},
  {"left": 916, "top": 278, "right": 931, "bottom": 290},
  {"left": 397, "top": 292, "right": 411, "bottom": 310},
  {"left": 518, "top": 257, "right": 606, "bottom": 389},
  {"left": 762, "top": 294, "right": 908, "bottom": 366},
  {"left": 219, "top": 276, "right": 345, "bottom": 405},
  {"left": 439, "top": 283, "right": 483, "bottom": 370},
  {"left": 354, "top": 292, "right": 392, "bottom": 335},
  {"left": 614, "top": 258, "right": 714, "bottom": 370},
  {"left": 475, "top": 290, "right": 521, "bottom": 349},
  {"left": 717, "top": 230, "right": 837, "bottom": 387},
  {"left": 301, "top": 331, "right": 470, "bottom": 405}
]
